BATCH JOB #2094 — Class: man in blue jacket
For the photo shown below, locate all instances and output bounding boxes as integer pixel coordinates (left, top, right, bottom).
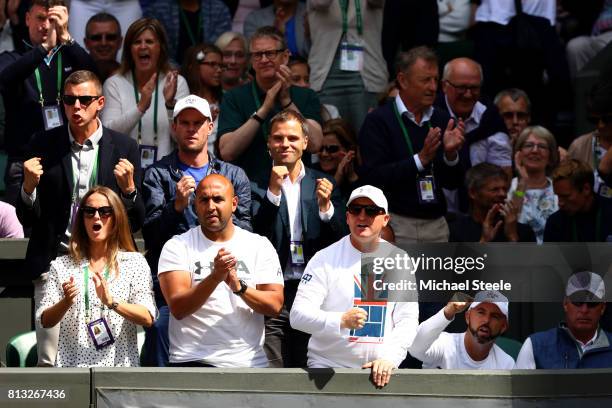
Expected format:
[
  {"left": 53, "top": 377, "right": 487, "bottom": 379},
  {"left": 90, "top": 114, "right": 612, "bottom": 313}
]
[
  {"left": 142, "top": 94, "right": 251, "bottom": 366},
  {"left": 515, "top": 271, "right": 612, "bottom": 369}
]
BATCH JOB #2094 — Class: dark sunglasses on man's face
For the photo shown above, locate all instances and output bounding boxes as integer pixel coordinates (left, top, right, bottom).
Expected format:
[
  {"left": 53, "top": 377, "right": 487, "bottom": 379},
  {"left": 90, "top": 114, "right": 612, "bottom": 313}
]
[
  {"left": 62, "top": 95, "right": 100, "bottom": 106},
  {"left": 588, "top": 114, "right": 612, "bottom": 125},
  {"left": 320, "top": 145, "right": 341, "bottom": 154},
  {"left": 88, "top": 33, "right": 119, "bottom": 42},
  {"left": 80, "top": 206, "right": 114, "bottom": 218},
  {"left": 347, "top": 204, "right": 385, "bottom": 217},
  {"left": 571, "top": 301, "right": 603, "bottom": 308}
]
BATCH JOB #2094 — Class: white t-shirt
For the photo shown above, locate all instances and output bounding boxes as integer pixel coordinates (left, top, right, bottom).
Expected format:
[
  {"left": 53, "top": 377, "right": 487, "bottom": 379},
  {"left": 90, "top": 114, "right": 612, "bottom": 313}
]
[
  {"left": 290, "top": 235, "right": 419, "bottom": 368},
  {"left": 158, "top": 226, "right": 283, "bottom": 367},
  {"left": 475, "top": 0, "right": 555, "bottom": 26},
  {"left": 409, "top": 309, "right": 515, "bottom": 369}
]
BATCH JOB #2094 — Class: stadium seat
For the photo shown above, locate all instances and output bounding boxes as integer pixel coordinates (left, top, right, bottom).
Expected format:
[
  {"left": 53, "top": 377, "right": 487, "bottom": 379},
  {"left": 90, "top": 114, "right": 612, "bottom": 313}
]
[
  {"left": 495, "top": 336, "right": 522, "bottom": 360},
  {"left": 5, "top": 331, "right": 37, "bottom": 367}
]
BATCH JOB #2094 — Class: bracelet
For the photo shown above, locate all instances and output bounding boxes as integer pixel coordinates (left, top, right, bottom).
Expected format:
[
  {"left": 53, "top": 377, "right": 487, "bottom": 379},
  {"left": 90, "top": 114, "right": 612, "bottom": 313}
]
[
  {"left": 281, "top": 100, "right": 293, "bottom": 110},
  {"left": 108, "top": 301, "right": 119, "bottom": 311},
  {"left": 513, "top": 190, "right": 525, "bottom": 198},
  {"left": 251, "top": 111, "right": 264, "bottom": 124}
]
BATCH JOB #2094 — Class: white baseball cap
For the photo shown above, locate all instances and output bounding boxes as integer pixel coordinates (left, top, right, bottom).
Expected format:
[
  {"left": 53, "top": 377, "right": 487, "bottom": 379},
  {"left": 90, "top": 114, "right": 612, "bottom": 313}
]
[
  {"left": 173, "top": 95, "right": 212, "bottom": 120},
  {"left": 347, "top": 185, "right": 388, "bottom": 214},
  {"left": 469, "top": 290, "right": 509, "bottom": 320},
  {"left": 566, "top": 271, "right": 605, "bottom": 302}
]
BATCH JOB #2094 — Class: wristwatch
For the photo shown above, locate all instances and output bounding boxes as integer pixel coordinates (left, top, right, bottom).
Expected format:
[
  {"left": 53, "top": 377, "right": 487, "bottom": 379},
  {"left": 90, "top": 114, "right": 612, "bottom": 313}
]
[
  {"left": 251, "top": 111, "right": 264, "bottom": 124},
  {"left": 108, "top": 301, "right": 119, "bottom": 311},
  {"left": 122, "top": 188, "right": 138, "bottom": 202},
  {"left": 233, "top": 279, "right": 248, "bottom": 296}
]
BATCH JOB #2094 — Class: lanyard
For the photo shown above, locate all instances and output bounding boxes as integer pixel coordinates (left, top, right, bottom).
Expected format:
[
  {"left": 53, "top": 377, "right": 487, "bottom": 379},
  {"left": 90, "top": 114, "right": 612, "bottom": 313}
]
[
  {"left": 339, "top": 0, "right": 363, "bottom": 37},
  {"left": 571, "top": 207, "right": 602, "bottom": 242},
  {"left": 132, "top": 70, "right": 159, "bottom": 145},
  {"left": 72, "top": 146, "right": 99, "bottom": 203},
  {"left": 251, "top": 82, "right": 269, "bottom": 141},
  {"left": 178, "top": 6, "right": 202, "bottom": 46},
  {"left": 83, "top": 265, "right": 110, "bottom": 322},
  {"left": 34, "top": 52, "right": 62, "bottom": 106}
]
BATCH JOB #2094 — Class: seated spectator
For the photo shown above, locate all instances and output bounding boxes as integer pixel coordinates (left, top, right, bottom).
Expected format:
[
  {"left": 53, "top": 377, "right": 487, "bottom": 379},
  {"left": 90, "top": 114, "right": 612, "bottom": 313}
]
[
  {"left": 290, "top": 185, "right": 418, "bottom": 387},
  {"left": 83, "top": 13, "right": 123, "bottom": 82},
  {"left": 218, "top": 26, "right": 322, "bottom": 184},
  {"left": 544, "top": 159, "right": 612, "bottom": 242},
  {"left": 181, "top": 44, "right": 225, "bottom": 153},
  {"left": 515, "top": 271, "right": 612, "bottom": 369},
  {"left": 507, "top": 126, "right": 560, "bottom": 243},
  {"left": 102, "top": 18, "right": 189, "bottom": 169},
  {"left": 494, "top": 88, "right": 531, "bottom": 147},
  {"left": 142, "top": 0, "right": 232, "bottom": 64},
  {"left": 37, "top": 186, "right": 156, "bottom": 367},
  {"left": 569, "top": 81, "right": 612, "bottom": 199},
  {"left": 215, "top": 31, "right": 250, "bottom": 91},
  {"left": 449, "top": 163, "right": 535, "bottom": 243},
  {"left": 158, "top": 174, "right": 284, "bottom": 367},
  {"left": 288, "top": 56, "right": 340, "bottom": 121},
  {"left": 409, "top": 291, "right": 514, "bottom": 369},
  {"left": 0, "top": 201, "right": 24, "bottom": 238},
  {"left": 244, "top": 0, "right": 309, "bottom": 58},
  {"left": 566, "top": 0, "right": 612, "bottom": 78}
]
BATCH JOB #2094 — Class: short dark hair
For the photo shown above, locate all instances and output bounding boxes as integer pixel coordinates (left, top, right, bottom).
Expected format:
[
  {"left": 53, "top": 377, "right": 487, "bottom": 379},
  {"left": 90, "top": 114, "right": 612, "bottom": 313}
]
[
  {"left": 395, "top": 46, "right": 438, "bottom": 76},
  {"left": 552, "top": 159, "right": 595, "bottom": 191},
  {"left": 587, "top": 80, "right": 612, "bottom": 115},
  {"left": 28, "top": 0, "right": 66, "bottom": 10},
  {"left": 250, "top": 26, "right": 287, "bottom": 51},
  {"left": 85, "top": 12, "right": 122, "bottom": 37},
  {"left": 494, "top": 88, "right": 532, "bottom": 114},
  {"left": 269, "top": 109, "right": 309, "bottom": 138},
  {"left": 120, "top": 18, "right": 171, "bottom": 75},
  {"left": 64, "top": 70, "right": 102, "bottom": 95},
  {"left": 288, "top": 56, "right": 309, "bottom": 72},
  {"left": 465, "top": 163, "right": 508, "bottom": 191}
]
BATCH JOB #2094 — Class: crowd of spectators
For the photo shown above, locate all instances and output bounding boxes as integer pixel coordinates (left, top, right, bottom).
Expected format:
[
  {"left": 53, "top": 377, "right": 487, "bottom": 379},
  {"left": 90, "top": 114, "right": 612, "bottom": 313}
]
[{"left": 1, "top": 0, "right": 612, "bottom": 379}]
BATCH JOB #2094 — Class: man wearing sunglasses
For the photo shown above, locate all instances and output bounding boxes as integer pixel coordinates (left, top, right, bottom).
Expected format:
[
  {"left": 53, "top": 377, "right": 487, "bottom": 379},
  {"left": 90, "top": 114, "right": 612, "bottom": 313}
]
[
  {"left": 494, "top": 88, "right": 532, "bottom": 146},
  {"left": 17, "top": 69, "right": 144, "bottom": 366},
  {"left": 83, "top": 12, "right": 123, "bottom": 77},
  {"left": 515, "top": 271, "right": 612, "bottom": 369},
  {"left": 291, "top": 185, "right": 419, "bottom": 387},
  {"left": 0, "top": 0, "right": 96, "bottom": 207}
]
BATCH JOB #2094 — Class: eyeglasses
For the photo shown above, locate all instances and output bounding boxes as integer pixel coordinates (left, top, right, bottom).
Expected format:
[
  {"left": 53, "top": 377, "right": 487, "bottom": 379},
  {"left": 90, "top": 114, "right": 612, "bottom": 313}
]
[
  {"left": 521, "top": 142, "right": 549, "bottom": 151},
  {"left": 445, "top": 80, "right": 481, "bottom": 94},
  {"left": 81, "top": 206, "right": 114, "bottom": 218},
  {"left": 571, "top": 301, "right": 603, "bottom": 308},
  {"left": 249, "top": 48, "right": 286, "bottom": 61},
  {"left": 320, "top": 145, "right": 341, "bottom": 154},
  {"left": 347, "top": 204, "right": 385, "bottom": 217},
  {"left": 588, "top": 114, "right": 612, "bottom": 125},
  {"left": 62, "top": 95, "right": 100, "bottom": 106},
  {"left": 199, "top": 61, "right": 227, "bottom": 71},
  {"left": 501, "top": 111, "right": 530, "bottom": 122},
  {"left": 223, "top": 50, "right": 246, "bottom": 59},
  {"left": 87, "top": 33, "right": 119, "bottom": 42}
]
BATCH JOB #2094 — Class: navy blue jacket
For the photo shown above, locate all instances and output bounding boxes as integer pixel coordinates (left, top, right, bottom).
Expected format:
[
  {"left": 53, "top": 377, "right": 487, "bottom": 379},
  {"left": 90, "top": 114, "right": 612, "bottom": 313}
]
[
  {"left": 531, "top": 326, "right": 612, "bottom": 369},
  {"left": 142, "top": 150, "right": 252, "bottom": 301},
  {"left": 543, "top": 195, "right": 612, "bottom": 242},
  {"left": 251, "top": 166, "right": 348, "bottom": 279}
]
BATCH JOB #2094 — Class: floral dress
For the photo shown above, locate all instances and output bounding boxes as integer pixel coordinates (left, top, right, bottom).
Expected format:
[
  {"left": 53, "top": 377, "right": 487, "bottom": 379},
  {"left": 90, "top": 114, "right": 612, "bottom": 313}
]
[{"left": 508, "top": 177, "right": 559, "bottom": 244}]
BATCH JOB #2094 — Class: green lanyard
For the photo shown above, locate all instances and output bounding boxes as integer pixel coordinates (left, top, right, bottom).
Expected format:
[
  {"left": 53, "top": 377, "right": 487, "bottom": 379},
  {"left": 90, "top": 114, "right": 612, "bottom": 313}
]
[
  {"left": 131, "top": 70, "right": 159, "bottom": 146},
  {"left": 593, "top": 134, "right": 602, "bottom": 171},
  {"left": 393, "top": 101, "right": 418, "bottom": 156},
  {"left": 71, "top": 147, "right": 99, "bottom": 203},
  {"left": 34, "top": 52, "right": 62, "bottom": 106},
  {"left": 178, "top": 6, "right": 202, "bottom": 46},
  {"left": 251, "top": 82, "right": 269, "bottom": 141},
  {"left": 339, "top": 0, "right": 363, "bottom": 37},
  {"left": 83, "top": 265, "right": 110, "bottom": 322},
  {"left": 571, "top": 207, "right": 602, "bottom": 242}
]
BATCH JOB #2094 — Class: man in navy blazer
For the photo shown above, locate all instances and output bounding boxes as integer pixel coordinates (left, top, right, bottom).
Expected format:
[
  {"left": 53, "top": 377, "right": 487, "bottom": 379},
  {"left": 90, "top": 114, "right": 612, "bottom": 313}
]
[
  {"left": 251, "top": 109, "right": 348, "bottom": 368},
  {"left": 16, "top": 70, "right": 144, "bottom": 366}
]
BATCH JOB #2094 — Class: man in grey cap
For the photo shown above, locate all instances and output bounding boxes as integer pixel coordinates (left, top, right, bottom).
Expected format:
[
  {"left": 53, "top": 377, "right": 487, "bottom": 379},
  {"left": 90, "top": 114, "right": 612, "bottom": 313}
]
[
  {"left": 141, "top": 94, "right": 252, "bottom": 366},
  {"left": 515, "top": 271, "right": 612, "bottom": 369},
  {"left": 409, "top": 290, "right": 514, "bottom": 369}
]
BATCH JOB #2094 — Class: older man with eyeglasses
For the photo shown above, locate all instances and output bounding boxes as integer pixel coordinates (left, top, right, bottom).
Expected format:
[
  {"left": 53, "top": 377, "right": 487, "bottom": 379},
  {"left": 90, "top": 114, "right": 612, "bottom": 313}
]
[{"left": 217, "top": 25, "right": 323, "bottom": 185}]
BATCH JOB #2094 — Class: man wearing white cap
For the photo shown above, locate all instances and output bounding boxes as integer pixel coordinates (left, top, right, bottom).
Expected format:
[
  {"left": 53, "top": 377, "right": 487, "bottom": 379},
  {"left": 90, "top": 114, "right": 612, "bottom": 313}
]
[
  {"left": 515, "top": 271, "right": 612, "bottom": 369},
  {"left": 290, "top": 185, "right": 419, "bottom": 387},
  {"left": 140, "top": 94, "right": 252, "bottom": 366},
  {"left": 409, "top": 291, "right": 514, "bottom": 369}
]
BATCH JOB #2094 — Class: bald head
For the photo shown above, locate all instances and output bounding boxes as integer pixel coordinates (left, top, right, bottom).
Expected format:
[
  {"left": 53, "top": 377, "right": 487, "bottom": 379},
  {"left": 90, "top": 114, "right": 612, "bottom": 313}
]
[
  {"left": 196, "top": 174, "right": 235, "bottom": 198},
  {"left": 442, "top": 58, "right": 482, "bottom": 82},
  {"left": 442, "top": 58, "right": 483, "bottom": 119},
  {"left": 195, "top": 174, "right": 237, "bottom": 237}
]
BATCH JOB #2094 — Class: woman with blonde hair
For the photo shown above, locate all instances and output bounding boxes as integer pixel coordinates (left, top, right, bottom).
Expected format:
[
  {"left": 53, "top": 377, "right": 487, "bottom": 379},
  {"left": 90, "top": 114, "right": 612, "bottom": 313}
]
[
  {"left": 215, "top": 31, "right": 250, "bottom": 91},
  {"left": 37, "top": 186, "right": 156, "bottom": 367}
]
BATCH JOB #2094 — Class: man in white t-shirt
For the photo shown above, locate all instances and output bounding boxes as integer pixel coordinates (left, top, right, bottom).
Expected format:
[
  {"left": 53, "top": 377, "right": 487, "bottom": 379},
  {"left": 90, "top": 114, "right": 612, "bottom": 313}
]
[
  {"left": 409, "top": 290, "right": 514, "bottom": 369},
  {"left": 290, "top": 185, "right": 419, "bottom": 387},
  {"left": 157, "top": 174, "right": 284, "bottom": 367}
]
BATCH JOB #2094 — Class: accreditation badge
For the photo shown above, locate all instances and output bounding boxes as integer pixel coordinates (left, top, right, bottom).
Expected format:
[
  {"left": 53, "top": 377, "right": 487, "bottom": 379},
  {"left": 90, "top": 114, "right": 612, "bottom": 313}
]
[
  {"left": 42, "top": 104, "right": 64, "bottom": 130},
  {"left": 139, "top": 145, "right": 157, "bottom": 169},
  {"left": 290, "top": 241, "right": 305, "bottom": 266},
  {"left": 87, "top": 317, "right": 115, "bottom": 350},
  {"left": 417, "top": 175, "right": 437, "bottom": 204},
  {"left": 340, "top": 41, "right": 364, "bottom": 72}
]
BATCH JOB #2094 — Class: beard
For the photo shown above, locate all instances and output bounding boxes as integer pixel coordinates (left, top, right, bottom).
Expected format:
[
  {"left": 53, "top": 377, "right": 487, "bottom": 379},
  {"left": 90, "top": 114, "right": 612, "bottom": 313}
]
[{"left": 468, "top": 324, "right": 500, "bottom": 344}]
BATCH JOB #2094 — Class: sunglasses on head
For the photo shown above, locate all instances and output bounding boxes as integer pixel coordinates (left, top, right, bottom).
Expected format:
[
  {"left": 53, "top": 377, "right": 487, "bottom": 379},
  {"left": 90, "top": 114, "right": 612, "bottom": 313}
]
[
  {"left": 571, "top": 301, "right": 603, "bottom": 308},
  {"left": 347, "top": 204, "right": 385, "bottom": 217},
  {"left": 80, "top": 206, "right": 114, "bottom": 218},
  {"left": 62, "top": 95, "right": 100, "bottom": 106},
  {"left": 320, "top": 145, "right": 341, "bottom": 154},
  {"left": 588, "top": 114, "right": 612, "bottom": 125},
  {"left": 87, "top": 33, "right": 119, "bottom": 42}
]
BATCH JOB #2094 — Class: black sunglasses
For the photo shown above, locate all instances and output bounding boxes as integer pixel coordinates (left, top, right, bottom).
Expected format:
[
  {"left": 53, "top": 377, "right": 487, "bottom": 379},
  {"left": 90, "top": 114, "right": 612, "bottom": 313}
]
[
  {"left": 88, "top": 33, "right": 119, "bottom": 42},
  {"left": 571, "top": 301, "right": 603, "bottom": 308},
  {"left": 588, "top": 114, "right": 612, "bottom": 125},
  {"left": 320, "top": 145, "right": 341, "bottom": 154},
  {"left": 347, "top": 204, "right": 385, "bottom": 217},
  {"left": 81, "top": 206, "right": 114, "bottom": 218},
  {"left": 62, "top": 95, "right": 100, "bottom": 106}
]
